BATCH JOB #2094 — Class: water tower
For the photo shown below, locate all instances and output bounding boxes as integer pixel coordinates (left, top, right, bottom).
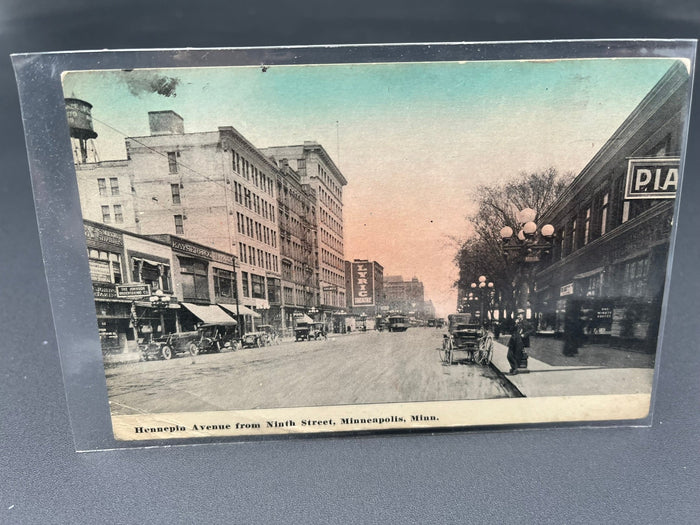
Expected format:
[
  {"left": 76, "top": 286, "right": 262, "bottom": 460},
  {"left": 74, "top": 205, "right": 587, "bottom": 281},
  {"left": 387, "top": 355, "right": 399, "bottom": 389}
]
[{"left": 65, "top": 98, "right": 98, "bottom": 163}]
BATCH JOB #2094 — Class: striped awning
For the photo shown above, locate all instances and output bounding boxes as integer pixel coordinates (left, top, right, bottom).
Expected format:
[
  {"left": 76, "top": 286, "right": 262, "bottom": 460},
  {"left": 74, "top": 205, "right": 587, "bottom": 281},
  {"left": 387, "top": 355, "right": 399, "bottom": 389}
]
[{"left": 180, "top": 303, "right": 237, "bottom": 324}]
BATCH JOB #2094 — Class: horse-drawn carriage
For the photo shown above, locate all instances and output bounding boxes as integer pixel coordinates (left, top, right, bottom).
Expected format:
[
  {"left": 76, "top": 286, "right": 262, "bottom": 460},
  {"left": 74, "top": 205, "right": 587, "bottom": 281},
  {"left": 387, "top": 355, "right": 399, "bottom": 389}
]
[{"left": 440, "top": 314, "right": 493, "bottom": 365}]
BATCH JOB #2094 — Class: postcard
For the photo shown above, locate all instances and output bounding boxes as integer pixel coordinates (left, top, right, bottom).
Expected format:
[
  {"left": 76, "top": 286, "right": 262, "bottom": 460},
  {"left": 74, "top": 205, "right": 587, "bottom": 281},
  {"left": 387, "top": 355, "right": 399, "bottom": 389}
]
[{"left": 14, "top": 41, "right": 695, "bottom": 446}]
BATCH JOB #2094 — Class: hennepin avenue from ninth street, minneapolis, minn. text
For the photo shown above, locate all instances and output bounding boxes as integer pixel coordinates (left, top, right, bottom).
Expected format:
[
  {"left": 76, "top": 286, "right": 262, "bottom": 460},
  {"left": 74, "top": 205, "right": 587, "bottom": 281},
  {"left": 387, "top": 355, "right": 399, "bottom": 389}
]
[{"left": 61, "top": 55, "right": 690, "bottom": 437}]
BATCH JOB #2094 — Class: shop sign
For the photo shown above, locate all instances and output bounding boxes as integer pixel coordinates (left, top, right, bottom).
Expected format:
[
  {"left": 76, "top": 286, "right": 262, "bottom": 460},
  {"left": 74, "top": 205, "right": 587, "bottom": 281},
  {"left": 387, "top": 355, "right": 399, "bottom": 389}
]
[
  {"left": 560, "top": 283, "right": 574, "bottom": 296},
  {"left": 625, "top": 157, "right": 679, "bottom": 200},
  {"left": 93, "top": 282, "right": 117, "bottom": 299},
  {"left": 116, "top": 284, "right": 151, "bottom": 298},
  {"left": 351, "top": 262, "right": 375, "bottom": 306},
  {"left": 171, "top": 237, "right": 234, "bottom": 265},
  {"left": 84, "top": 223, "right": 123, "bottom": 248}
]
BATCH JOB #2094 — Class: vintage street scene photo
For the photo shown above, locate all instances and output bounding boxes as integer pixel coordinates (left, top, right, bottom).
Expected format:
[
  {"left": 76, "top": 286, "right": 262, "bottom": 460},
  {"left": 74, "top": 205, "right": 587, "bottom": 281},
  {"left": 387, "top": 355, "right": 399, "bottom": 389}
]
[{"left": 61, "top": 55, "right": 691, "bottom": 439}]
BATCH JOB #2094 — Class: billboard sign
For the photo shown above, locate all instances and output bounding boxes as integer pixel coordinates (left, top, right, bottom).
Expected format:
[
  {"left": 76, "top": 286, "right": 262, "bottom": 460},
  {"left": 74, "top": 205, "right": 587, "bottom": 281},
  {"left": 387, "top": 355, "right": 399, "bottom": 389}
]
[
  {"left": 351, "top": 262, "right": 375, "bottom": 307},
  {"left": 625, "top": 157, "right": 679, "bottom": 200}
]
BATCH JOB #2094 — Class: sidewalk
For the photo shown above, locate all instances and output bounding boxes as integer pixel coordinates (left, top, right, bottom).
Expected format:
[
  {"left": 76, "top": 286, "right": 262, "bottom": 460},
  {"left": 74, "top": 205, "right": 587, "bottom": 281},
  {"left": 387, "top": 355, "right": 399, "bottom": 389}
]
[{"left": 490, "top": 338, "right": 654, "bottom": 398}]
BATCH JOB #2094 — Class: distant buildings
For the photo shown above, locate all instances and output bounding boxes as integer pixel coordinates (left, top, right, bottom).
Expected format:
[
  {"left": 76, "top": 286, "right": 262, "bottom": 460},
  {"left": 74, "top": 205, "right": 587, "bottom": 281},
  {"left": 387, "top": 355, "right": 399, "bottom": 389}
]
[{"left": 383, "top": 275, "right": 435, "bottom": 319}]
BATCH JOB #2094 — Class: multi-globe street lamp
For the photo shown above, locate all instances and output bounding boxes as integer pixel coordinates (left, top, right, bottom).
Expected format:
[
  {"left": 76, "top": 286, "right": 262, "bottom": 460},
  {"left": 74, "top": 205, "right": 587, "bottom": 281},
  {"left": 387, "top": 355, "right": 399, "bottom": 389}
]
[
  {"left": 498, "top": 207, "right": 555, "bottom": 317},
  {"left": 468, "top": 275, "right": 494, "bottom": 321},
  {"left": 499, "top": 207, "right": 555, "bottom": 261}
]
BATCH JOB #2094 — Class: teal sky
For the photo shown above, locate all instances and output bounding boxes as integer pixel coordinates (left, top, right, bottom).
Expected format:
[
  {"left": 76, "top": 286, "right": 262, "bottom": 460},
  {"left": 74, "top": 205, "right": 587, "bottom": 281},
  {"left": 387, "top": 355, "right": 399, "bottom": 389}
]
[{"left": 63, "top": 58, "right": 686, "bottom": 315}]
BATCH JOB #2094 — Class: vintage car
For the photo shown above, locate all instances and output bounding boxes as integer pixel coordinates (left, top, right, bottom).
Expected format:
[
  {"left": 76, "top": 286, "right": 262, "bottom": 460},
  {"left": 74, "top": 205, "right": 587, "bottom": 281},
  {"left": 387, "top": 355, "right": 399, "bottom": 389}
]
[
  {"left": 188, "top": 322, "right": 240, "bottom": 355},
  {"left": 240, "top": 331, "right": 267, "bottom": 348},
  {"left": 139, "top": 331, "right": 199, "bottom": 360},
  {"left": 311, "top": 322, "right": 327, "bottom": 340},
  {"left": 294, "top": 321, "right": 312, "bottom": 341}
]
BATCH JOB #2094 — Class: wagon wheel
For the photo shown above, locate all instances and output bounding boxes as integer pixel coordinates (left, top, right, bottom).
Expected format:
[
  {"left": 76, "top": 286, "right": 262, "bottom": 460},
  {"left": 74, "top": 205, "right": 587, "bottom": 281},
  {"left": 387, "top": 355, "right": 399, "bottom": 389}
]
[
  {"left": 161, "top": 346, "right": 173, "bottom": 360},
  {"left": 440, "top": 337, "right": 453, "bottom": 365},
  {"left": 255, "top": 337, "right": 262, "bottom": 348},
  {"left": 477, "top": 336, "right": 494, "bottom": 365},
  {"left": 189, "top": 342, "right": 200, "bottom": 356}
]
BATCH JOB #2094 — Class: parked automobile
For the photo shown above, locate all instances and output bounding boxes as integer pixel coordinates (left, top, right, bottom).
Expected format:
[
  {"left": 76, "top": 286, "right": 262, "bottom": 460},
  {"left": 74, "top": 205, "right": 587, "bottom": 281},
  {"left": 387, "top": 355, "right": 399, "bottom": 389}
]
[
  {"left": 139, "top": 331, "right": 199, "bottom": 360},
  {"left": 188, "top": 322, "right": 240, "bottom": 355},
  {"left": 240, "top": 331, "right": 267, "bottom": 348}
]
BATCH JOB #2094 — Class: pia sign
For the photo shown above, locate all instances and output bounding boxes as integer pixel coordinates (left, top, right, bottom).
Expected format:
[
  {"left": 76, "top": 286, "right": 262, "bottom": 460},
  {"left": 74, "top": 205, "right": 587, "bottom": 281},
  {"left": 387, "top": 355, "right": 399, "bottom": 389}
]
[{"left": 625, "top": 157, "right": 679, "bottom": 200}]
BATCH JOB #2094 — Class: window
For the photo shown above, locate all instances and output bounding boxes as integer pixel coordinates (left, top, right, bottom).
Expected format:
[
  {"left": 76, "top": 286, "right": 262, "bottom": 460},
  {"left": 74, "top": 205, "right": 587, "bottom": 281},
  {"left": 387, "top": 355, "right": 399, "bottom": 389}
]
[
  {"left": 179, "top": 257, "right": 209, "bottom": 301},
  {"left": 101, "top": 205, "right": 111, "bottom": 223},
  {"left": 267, "top": 277, "right": 280, "bottom": 303},
  {"left": 570, "top": 218, "right": 577, "bottom": 253},
  {"left": 214, "top": 268, "right": 236, "bottom": 299},
  {"left": 97, "top": 178, "right": 107, "bottom": 197},
  {"left": 171, "top": 184, "right": 181, "bottom": 204},
  {"left": 583, "top": 208, "right": 591, "bottom": 245},
  {"left": 621, "top": 257, "right": 649, "bottom": 297},
  {"left": 110, "top": 178, "right": 119, "bottom": 196},
  {"left": 113, "top": 204, "right": 123, "bottom": 224},
  {"left": 167, "top": 151, "right": 178, "bottom": 173},
  {"left": 622, "top": 201, "right": 630, "bottom": 224},
  {"left": 88, "top": 249, "right": 122, "bottom": 284},
  {"left": 132, "top": 258, "right": 170, "bottom": 292},
  {"left": 251, "top": 274, "right": 266, "bottom": 299},
  {"left": 241, "top": 271, "right": 249, "bottom": 297},
  {"left": 174, "top": 214, "right": 184, "bottom": 235},
  {"left": 600, "top": 193, "right": 609, "bottom": 236}
]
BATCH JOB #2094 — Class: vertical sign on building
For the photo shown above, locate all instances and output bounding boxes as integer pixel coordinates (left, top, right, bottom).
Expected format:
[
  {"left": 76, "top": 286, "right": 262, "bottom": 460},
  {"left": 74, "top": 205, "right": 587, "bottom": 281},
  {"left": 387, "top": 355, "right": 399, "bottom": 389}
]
[{"left": 352, "top": 262, "right": 375, "bottom": 306}]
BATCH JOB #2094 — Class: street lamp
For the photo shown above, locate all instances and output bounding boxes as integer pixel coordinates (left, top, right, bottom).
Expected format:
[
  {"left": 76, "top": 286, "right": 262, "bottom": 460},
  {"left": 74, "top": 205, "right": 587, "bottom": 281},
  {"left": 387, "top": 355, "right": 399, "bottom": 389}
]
[
  {"left": 469, "top": 275, "right": 494, "bottom": 321},
  {"left": 148, "top": 289, "right": 172, "bottom": 336},
  {"left": 499, "top": 207, "right": 555, "bottom": 260}
]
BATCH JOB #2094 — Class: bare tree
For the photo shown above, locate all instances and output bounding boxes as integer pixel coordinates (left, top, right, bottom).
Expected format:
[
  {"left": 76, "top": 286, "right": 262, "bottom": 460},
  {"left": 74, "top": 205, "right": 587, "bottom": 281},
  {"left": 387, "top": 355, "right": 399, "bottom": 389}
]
[{"left": 455, "top": 168, "right": 572, "bottom": 320}]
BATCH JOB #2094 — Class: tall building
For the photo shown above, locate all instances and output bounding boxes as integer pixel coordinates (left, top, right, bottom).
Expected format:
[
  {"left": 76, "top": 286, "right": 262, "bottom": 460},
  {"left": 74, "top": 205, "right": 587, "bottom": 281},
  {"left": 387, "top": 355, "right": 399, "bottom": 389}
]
[
  {"left": 270, "top": 158, "right": 320, "bottom": 330},
  {"left": 261, "top": 143, "right": 348, "bottom": 325},
  {"left": 533, "top": 62, "right": 690, "bottom": 347},
  {"left": 73, "top": 109, "right": 282, "bottom": 328}
]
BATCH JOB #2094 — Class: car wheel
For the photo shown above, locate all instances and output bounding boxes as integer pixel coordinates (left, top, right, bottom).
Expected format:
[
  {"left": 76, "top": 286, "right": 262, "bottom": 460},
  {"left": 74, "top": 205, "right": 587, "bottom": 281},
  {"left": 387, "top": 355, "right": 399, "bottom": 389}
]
[
  {"left": 161, "top": 346, "right": 173, "bottom": 360},
  {"left": 189, "top": 343, "right": 200, "bottom": 356}
]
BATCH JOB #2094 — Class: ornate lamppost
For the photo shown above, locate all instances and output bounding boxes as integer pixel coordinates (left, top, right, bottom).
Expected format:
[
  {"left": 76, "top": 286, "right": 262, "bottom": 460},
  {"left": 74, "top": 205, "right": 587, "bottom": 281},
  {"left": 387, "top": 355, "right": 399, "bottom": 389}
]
[
  {"left": 148, "top": 289, "right": 172, "bottom": 336},
  {"left": 498, "top": 207, "right": 555, "bottom": 318},
  {"left": 470, "top": 275, "right": 494, "bottom": 321}
]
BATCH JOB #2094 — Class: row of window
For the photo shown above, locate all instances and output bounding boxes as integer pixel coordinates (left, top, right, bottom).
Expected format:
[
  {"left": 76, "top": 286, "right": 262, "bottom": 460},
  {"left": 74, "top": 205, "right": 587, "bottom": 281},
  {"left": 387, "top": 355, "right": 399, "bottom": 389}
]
[
  {"left": 317, "top": 163, "right": 342, "bottom": 200},
  {"left": 102, "top": 205, "right": 124, "bottom": 224},
  {"left": 321, "top": 246, "right": 344, "bottom": 273},
  {"left": 320, "top": 207, "right": 343, "bottom": 237},
  {"left": 97, "top": 177, "right": 120, "bottom": 197},
  {"left": 233, "top": 181, "right": 276, "bottom": 222},
  {"left": 238, "top": 242, "right": 279, "bottom": 273},
  {"left": 232, "top": 150, "right": 275, "bottom": 197},
  {"left": 320, "top": 226, "right": 343, "bottom": 254},
  {"left": 322, "top": 267, "right": 343, "bottom": 288},
  {"left": 236, "top": 212, "right": 278, "bottom": 248},
  {"left": 282, "top": 286, "right": 314, "bottom": 307},
  {"left": 319, "top": 186, "right": 342, "bottom": 218}
]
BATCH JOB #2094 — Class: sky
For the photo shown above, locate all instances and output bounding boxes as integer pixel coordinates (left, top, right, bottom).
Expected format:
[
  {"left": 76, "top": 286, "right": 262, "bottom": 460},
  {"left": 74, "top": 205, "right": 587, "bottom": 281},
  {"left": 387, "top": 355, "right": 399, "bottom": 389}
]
[{"left": 62, "top": 57, "right": 684, "bottom": 316}]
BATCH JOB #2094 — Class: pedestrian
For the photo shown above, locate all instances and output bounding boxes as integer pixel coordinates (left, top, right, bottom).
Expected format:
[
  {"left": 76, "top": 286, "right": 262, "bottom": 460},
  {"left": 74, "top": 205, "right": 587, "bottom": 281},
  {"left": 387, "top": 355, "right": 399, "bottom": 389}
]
[
  {"left": 562, "top": 302, "right": 582, "bottom": 356},
  {"left": 517, "top": 311, "right": 535, "bottom": 351},
  {"left": 507, "top": 324, "right": 524, "bottom": 375}
]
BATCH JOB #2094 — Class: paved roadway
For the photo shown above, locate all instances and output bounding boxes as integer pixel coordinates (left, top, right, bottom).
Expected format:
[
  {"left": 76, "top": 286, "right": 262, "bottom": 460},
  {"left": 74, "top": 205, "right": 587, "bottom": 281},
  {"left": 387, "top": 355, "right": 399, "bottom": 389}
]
[{"left": 105, "top": 328, "right": 518, "bottom": 415}]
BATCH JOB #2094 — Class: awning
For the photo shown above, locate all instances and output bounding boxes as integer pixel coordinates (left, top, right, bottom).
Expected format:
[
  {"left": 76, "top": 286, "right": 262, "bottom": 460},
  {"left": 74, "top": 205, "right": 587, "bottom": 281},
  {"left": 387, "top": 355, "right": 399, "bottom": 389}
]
[
  {"left": 293, "top": 314, "right": 313, "bottom": 324},
  {"left": 574, "top": 267, "right": 605, "bottom": 280},
  {"left": 219, "top": 303, "right": 261, "bottom": 318},
  {"left": 181, "top": 303, "right": 237, "bottom": 324}
]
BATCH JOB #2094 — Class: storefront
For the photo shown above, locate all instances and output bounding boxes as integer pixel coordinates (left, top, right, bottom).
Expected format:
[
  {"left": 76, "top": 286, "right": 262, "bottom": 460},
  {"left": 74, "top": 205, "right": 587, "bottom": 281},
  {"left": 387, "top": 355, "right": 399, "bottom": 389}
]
[{"left": 532, "top": 62, "right": 688, "bottom": 349}]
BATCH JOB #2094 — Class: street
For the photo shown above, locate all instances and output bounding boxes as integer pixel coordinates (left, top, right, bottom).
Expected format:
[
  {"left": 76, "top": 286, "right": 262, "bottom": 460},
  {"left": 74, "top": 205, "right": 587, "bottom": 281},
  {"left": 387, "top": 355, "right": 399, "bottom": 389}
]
[{"left": 105, "top": 328, "right": 518, "bottom": 415}]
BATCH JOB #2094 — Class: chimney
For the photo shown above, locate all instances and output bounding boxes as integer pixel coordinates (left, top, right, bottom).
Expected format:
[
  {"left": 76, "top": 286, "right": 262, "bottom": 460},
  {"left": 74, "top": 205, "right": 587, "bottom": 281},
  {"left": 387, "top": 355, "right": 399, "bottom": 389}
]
[{"left": 148, "top": 111, "right": 184, "bottom": 135}]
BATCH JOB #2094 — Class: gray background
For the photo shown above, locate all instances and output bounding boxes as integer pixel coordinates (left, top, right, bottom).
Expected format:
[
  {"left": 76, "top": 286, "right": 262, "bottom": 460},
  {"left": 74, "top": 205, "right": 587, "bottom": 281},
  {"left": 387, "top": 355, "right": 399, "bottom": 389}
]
[{"left": 1, "top": 1, "right": 699, "bottom": 523}]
